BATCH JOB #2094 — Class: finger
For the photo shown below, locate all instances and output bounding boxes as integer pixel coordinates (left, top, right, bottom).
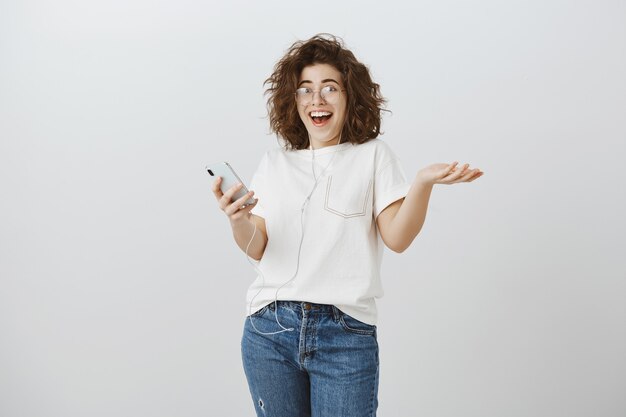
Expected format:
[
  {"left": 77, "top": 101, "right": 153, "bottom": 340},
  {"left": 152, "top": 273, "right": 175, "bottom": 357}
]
[
  {"left": 223, "top": 182, "right": 244, "bottom": 201},
  {"left": 219, "top": 182, "right": 245, "bottom": 209},
  {"left": 226, "top": 194, "right": 257, "bottom": 217},
  {"left": 211, "top": 177, "right": 223, "bottom": 197},
  {"left": 229, "top": 199, "right": 258, "bottom": 220},
  {"left": 453, "top": 169, "right": 480, "bottom": 183},
  {"left": 224, "top": 190, "right": 255, "bottom": 216},
  {"left": 436, "top": 162, "right": 459, "bottom": 181},
  {"left": 466, "top": 171, "right": 484, "bottom": 182},
  {"left": 446, "top": 161, "right": 459, "bottom": 174},
  {"left": 445, "top": 163, "right": 469, "bottom": 181}
]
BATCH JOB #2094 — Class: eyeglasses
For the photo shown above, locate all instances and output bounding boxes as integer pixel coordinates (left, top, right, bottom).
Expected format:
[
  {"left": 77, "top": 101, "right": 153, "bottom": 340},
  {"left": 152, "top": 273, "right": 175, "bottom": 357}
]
[{"left": 295, "top": 85, "right": 345, "bottom": 105}]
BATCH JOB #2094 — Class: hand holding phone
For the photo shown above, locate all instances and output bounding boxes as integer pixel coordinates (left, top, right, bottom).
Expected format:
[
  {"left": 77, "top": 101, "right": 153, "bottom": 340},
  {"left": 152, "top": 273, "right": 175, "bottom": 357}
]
[{"left": 206, "top": 162, "right": 257, "bottom": 208}]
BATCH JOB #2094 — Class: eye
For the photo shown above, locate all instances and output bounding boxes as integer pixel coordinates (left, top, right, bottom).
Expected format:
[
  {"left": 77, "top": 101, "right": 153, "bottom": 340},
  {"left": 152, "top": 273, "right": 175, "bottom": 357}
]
[
  {"left": 296, "top": 87, "right": 312, "bottom": 94},
  {"left": 322, "top": 85, "right": 337, "bottom": 93}
]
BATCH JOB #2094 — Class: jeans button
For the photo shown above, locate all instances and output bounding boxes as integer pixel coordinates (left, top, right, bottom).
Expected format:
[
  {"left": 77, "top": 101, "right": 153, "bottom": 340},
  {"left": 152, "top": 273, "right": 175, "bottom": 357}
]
[{"left": 304, "top": 303, "right": 311, "bottom": 311}]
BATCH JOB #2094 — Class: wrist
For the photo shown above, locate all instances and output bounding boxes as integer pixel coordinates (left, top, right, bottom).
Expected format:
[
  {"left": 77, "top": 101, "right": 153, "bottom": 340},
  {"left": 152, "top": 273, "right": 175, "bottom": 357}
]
[
  {"left": 229, "top": 215, "right": 250, "bottom": 229},
  {"left": 414, "top": 174, "right": 435, "bottom": 189}
]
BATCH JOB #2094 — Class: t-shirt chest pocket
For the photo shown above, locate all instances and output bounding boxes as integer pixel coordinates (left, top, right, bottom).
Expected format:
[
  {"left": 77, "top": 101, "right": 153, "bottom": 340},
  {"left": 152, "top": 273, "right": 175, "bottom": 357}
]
[{"left": 323, "top": 176, "right": 373, "bottom": 218}]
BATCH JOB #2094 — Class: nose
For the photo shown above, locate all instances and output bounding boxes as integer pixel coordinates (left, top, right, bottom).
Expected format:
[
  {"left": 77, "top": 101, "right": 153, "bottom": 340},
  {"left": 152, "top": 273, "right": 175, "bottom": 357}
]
[{"left": 311, "top": 90, "right": 326, "bottom": 106}]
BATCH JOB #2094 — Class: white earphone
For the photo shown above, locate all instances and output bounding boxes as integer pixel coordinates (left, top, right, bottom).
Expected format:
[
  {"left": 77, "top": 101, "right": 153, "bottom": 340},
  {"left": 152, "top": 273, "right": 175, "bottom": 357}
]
[{"left": 247, "top": 134, "right": 342, "bottom": 335}]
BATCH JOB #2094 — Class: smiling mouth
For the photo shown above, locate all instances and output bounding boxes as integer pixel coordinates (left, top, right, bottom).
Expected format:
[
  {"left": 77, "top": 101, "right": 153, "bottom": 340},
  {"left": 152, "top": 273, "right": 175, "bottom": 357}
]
[{"left": 309, "top": 111, "right": 333, "bottom": 126}]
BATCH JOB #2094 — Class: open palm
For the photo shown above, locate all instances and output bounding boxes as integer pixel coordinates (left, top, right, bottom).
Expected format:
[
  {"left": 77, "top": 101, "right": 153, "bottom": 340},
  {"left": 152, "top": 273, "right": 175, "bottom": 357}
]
[{"left": 417, "top": 162, "right": 483, "bottom": 186}]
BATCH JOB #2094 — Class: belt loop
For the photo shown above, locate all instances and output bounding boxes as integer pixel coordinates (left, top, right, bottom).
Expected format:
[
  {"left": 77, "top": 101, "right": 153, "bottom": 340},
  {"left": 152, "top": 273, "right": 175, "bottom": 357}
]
[{"left": 331, "top": 305, "right": 341, "bottom": 322}]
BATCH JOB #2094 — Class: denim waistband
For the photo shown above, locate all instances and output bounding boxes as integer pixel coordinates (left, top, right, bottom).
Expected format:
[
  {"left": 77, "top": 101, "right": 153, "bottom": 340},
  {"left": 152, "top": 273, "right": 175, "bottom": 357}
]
[{"left": 268, "top": 300, "right": 339, "bottom": 316}]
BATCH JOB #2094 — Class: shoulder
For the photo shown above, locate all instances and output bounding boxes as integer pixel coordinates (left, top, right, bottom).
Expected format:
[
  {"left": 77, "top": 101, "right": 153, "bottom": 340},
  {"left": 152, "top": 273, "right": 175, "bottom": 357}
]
[
  {"left": 259, "top": 145, "right": 288, "bottom": 164},
  {"left": 255, "top": 145, "right": 302, "bottom": 175},
  {"left": 348, "top": 139, "right": 401, "bottom": 168},
  {"left": 349, "top": 138, "right": 397, "bottom": 155},
  {"left": 263, "top": 145, "right": 284, "bottom": 158}
]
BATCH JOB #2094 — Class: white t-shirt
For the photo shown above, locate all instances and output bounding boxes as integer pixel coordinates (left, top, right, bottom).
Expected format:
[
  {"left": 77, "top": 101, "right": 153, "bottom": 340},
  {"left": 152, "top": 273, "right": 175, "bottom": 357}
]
[{"left": 247, "top": 139, "right": 411, "bottom": 325}]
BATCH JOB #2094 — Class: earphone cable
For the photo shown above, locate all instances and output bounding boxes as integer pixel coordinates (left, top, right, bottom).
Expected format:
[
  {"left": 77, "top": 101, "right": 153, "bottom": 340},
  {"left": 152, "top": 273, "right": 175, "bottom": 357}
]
[{"left": 246, "top": 135, "right": 341, "bottom": 335}]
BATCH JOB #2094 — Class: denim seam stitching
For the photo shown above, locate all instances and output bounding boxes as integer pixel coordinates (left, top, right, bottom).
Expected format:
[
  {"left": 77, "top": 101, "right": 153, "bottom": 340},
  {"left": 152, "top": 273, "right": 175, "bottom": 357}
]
[
  {"left": 339, "top": 315, "right": 376, "bottom": 335},
  {"left": 298, "top": 314, "right": 307, "bottom": 369}
]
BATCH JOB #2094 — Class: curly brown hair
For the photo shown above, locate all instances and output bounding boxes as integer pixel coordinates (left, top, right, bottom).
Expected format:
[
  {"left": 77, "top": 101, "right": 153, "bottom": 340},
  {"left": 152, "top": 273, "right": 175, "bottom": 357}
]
[{"left": 264, "top": 34, "right": 387, "bottom": 150}]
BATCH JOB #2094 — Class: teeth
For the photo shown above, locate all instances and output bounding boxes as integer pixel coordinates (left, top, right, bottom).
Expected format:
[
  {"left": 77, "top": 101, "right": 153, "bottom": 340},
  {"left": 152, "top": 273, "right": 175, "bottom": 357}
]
[{"left": 310, "top": 111, "right": 331, "bottom": 117}]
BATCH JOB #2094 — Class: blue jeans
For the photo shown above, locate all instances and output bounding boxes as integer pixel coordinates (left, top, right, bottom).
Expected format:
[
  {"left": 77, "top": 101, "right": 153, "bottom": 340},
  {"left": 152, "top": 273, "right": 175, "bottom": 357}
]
[{"left": 241, "top": 301, "right": 379, "bottom": 417}]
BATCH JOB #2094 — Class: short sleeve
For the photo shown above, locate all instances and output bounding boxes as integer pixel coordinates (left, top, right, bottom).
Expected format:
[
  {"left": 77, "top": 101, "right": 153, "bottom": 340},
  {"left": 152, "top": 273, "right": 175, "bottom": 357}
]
[
  {"left": 249, "top": 152, "right": 269, "bottom": 219},
  {"left": 373, "top": 150, "right": 411, "bottom": 218}
]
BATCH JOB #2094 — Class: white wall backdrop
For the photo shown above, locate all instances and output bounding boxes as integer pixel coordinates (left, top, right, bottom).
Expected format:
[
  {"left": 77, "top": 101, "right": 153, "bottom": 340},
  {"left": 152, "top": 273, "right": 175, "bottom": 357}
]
[{"left": 1, "top": 0, "right": 624, "bottom": 416}]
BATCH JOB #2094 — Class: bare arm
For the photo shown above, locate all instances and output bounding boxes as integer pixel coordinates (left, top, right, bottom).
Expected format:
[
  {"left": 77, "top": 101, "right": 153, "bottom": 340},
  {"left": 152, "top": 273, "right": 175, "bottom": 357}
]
[
  {"left": 229, "top": 214, "right": 268, "bottom": 261},
  {"left": 212, "top": 177, "right": 268, "bottom": 261},
  {"left": 376, "top": 182, "right": 432, "bottom": 253},
  {"left": 377, "top": 162, "right": 484, "bottom": 253}
]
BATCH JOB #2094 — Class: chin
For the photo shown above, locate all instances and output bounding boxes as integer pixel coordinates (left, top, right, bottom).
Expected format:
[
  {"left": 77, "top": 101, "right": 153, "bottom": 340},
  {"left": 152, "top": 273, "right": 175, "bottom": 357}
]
[{"left": 309, "top": 130, "right": 340, "bottom": 143}]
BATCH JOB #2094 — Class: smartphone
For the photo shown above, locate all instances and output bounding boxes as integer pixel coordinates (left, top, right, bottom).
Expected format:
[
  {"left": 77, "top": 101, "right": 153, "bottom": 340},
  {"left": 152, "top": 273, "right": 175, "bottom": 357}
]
[{"left": 206, "top": 162, "right": 256, "bottom": 207}]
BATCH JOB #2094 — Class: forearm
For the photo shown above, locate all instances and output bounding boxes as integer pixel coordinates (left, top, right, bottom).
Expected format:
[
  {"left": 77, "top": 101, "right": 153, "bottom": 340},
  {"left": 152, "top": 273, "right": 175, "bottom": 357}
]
[
  {"left": 230, "top": 217, "right": 267, "bottom": 260},
  {"left": 387, "top": 180, "right": 433, "bottom": 252}
]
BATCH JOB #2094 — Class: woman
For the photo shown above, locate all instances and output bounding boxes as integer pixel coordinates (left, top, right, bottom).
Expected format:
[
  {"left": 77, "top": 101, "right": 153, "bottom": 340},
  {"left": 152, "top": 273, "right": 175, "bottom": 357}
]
[{"left": 211, "top": 34, "right": 483, "bottom": 417}]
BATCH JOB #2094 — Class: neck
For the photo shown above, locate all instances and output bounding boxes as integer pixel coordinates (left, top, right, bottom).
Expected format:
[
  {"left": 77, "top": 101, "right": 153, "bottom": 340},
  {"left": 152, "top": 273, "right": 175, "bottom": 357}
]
[{"left": 309, "top": 135, "right": 342, "bottom": 150}]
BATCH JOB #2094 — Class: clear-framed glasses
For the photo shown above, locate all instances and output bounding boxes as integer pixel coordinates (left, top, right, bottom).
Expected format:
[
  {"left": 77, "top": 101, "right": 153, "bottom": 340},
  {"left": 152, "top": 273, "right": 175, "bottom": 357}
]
[{"left": 295, "top": 85, "right": 345, "bottom": 105}]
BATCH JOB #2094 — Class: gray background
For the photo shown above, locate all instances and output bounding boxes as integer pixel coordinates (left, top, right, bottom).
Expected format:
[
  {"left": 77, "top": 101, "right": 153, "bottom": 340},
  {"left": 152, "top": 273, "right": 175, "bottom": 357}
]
[{"left": 1, "top": 0, "right": 625, "bottom": 416}]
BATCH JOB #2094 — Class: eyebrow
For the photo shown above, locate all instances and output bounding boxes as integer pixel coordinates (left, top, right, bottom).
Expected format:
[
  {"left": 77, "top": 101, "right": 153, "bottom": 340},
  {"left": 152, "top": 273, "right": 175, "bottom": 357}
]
[{"left": 298, "top": 78, "right": 340, "bottom": 87}]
